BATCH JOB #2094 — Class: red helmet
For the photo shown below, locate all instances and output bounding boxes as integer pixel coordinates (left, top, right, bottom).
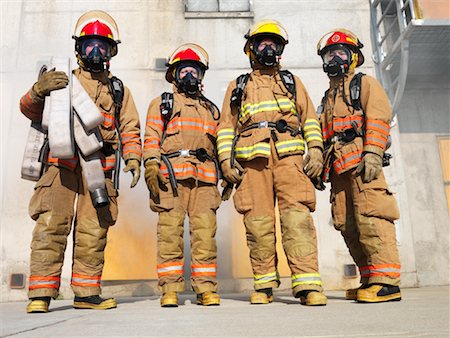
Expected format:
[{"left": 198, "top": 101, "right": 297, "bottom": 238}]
[
  {"left": 165, "top": 43, "right": 209, "bottom": 83},
  {"left": 317, "top": 29, "right": 364, "bottom": 67},
  {"left": 73, "top": 10, "right": 120, "bottom": 58}
]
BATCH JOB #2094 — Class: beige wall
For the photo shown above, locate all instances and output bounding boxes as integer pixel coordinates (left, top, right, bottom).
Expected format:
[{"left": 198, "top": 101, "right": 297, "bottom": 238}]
[{"left": 1, "top": 0, "right": 447, "bottom": 301}]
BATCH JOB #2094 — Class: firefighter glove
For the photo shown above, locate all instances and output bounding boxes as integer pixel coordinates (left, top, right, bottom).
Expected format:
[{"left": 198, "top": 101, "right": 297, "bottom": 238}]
[
  {"left": 303, "top": 147, "right": 323, "bottom": 178},
  {"left": 33, "top": 68, "right": 69, "bottom": 98},
  {"left": 356, "top": 152, "right": 383, "bottom": 183},
  {"left": 144, "top": 160, "right": 168, "bottom": 198},
  {"left": 123, "top": 159, "right": 141, "bottom": 188},
  {"left": 221, "top": 159, "right": 244, "bottom": 184}
]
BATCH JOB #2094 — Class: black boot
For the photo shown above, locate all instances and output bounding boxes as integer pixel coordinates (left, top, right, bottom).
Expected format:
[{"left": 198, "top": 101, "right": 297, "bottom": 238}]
[
  {"left": 357, "top": 284, "right": 401, "bottom": 303},
  {"left": 73, "top": 295, "right": 117, "bottom": 310}
]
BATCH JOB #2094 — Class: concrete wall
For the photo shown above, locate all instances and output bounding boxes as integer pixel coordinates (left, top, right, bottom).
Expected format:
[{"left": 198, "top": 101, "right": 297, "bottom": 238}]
[{"left": 1, "top": 0, "right": 447, "bottom": 302}]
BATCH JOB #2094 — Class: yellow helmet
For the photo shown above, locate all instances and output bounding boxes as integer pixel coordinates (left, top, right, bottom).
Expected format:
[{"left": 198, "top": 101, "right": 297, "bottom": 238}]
[{"left": 244, "top": 19, "right": 289, "bottom": 56}]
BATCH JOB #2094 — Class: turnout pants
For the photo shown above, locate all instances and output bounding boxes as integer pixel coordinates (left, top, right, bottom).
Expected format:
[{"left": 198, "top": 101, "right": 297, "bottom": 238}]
[
  {"left": 233, "top": 145, "right": 323, "bottom": 296},
  {"left": 330, "top": 169, "right": 401, "bottom": 286},
  {"left": 150, "top": 180, "right": 221, "bottom": 294},
  {"left": 28, "top": 165, "right": 118, "bottom": 299}
]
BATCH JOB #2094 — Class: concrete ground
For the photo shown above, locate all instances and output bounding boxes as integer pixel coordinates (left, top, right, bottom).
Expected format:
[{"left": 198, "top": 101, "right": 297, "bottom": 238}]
[{"left": 1, "top": 287, "right": 449, "bottom": 337}]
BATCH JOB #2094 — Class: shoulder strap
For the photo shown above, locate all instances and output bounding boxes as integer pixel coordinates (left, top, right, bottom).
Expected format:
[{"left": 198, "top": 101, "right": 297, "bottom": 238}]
[
  {"left": 349, "top": 72, "right": 365, "bottom": 111},
  {"left": 160, "top": 92, "right": 174, "bottom": 127},
  {"left": 109, "top": 76, "right": 124, "bottom": 107},
  {"left": 317, "top": 88, "right": 330, "bottom": 117},
  {"left": 279, "top": 70, "right": 296, "bottom": 100},
  {"left": 108, "top": 76, "right": 125, "bottom": 122},
  {"left": 230, "top": 73, "right": 250, "bottom": 111}
]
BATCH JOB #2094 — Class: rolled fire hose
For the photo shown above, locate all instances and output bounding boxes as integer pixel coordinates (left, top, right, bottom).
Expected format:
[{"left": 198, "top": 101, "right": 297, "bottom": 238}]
[{"left": 47, "top": 57, "right": 74, "bottom": 159}]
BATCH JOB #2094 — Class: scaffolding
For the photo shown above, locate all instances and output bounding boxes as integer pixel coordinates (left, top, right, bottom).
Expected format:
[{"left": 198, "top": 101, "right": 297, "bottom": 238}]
[{"left": 369, "top": 0, "right": 450, "bottom": 113}]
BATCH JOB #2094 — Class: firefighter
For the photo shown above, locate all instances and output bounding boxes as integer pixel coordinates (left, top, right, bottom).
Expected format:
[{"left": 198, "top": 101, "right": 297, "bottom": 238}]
[
  {"left": 144, "top": 43, "right": 221, "bottom": 307},
  {"left": 21, "top": 10, "right": 142, "bottom": 313},
  {"left": 218, "top": 20, "right": 327, "bottom": 306},
  {"left": 316, "top": 29, "right": 401, "bottom": 303}
]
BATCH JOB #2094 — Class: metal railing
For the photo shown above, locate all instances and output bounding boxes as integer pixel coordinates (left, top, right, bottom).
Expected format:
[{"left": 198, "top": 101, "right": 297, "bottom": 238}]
[{"left": 369, "top": 0, "right": 418, "bottom": 112}]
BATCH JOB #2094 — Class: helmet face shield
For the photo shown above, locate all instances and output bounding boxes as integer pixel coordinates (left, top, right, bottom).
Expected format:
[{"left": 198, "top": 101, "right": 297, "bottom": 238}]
[
  {"left": 79, "top": 37, "right": 112, "bottom": 72},
  {"left": 81, "top": 38, "right": 111, "bottom": 59},
  {"left": 252, "top": 36, "right": 284, "bottom": 67},
  {"left": 322, "top": 45, "right": 351, "bottom": 64},
  {"left": 253, "top": 36, "right": 283, "bottom": 55}
]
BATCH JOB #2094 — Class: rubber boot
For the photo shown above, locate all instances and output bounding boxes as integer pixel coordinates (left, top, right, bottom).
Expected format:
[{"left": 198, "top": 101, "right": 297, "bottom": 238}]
[
  {"left": 250, "top": 288, "right": 273, "bottom": 305},
  {"left": 73, "top": 295, "right": 117, "bottom": 310},
  {"left": 160, "top": 291, "right": 178, "bottom": 308},
  {"left": 346, "top": 284, "right": 368, "bottom": 300},
  {"left": 27, "top": 297, "right": 51, "bottom": 313},
  {"left": 197, "top": 291, "right": 220, "bottom": 306},
  {"left": 297, "top": 290, "right": 327, "bottom": 306},
  {"left": 357, "top": 284, "right": 401, "bottom": 303}
]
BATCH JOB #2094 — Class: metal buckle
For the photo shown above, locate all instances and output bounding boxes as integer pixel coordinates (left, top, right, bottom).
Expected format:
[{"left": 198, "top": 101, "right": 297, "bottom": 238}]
[
  {"left": 258, "top": 121, "right": 269, "bottom": 128},
  {"left": 179, "top": 149, "right": 190, "bottom": 157}
]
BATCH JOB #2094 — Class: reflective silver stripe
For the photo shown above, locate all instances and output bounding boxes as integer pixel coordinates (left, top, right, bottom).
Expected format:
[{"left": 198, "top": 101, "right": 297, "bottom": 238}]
[
  {"left": 292, "top": 276, "right": 322, "bottom": 282},
  {"left": 254, "top": 275, "right": 277, "bottom": 282},
  {"left": 197, "top": 168, "right": 216, "bottom": 178},
  {"left": 158, "top": 265, "right": 184, "bottom": 273},
  {"left": 30, "top": 280, "right": 60, "bottom": 286},
  {"left": 192, "top": 267, "right": 216, "bottom": 273},
  {"left": 71, "top": 277, "right": 100, "bottom": 285},
  {"left": 334, "top": 153, "right": 361, "bottom": 170},
  {"left": 360, "top": 267, "right": 400, "bottom": 274}
]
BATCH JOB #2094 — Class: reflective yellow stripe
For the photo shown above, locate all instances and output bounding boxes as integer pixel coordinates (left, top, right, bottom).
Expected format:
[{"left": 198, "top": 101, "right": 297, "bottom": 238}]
[
  {"left": 240, "top": 98, "right": 297, "bottom": 122},
  {"left": 235, "top": 142, "right": 271, "bottom": 159},
  {"left": 217, "top": 140, "right": 233, "bottom": 155},
  {"left": 217, "top": 128, "right": 235, "bottom": 141},
  {"left": 217, "top": 128, "right": 235, "bottom": 155},
  {"left": 304, "top": 119, "right": 323, "bottom": 144},
  {"left": 254, "top": 271, "right": 278, "bottom": 284},
  {"left": 291, "top": 273, "right": 322, "bottom": 287},
  {"left": 275, "top": 139, "right": 305, "bottom": 154}
]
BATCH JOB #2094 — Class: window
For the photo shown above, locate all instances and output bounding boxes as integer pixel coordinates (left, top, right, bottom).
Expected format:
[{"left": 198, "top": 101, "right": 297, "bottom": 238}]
[
  {"left": 438, "top": 136, "right": 450, "bottom": 212},
  {"left": 185, "top": 0, "right": 253, "bottom": 18}
]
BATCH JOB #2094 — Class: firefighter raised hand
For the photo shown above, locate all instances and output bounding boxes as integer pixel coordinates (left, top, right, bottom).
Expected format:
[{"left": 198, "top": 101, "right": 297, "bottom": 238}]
[
  {"left": 33, "top": 68, "right": 69, "bottom": 98},
  {"left": 221, "top": 159, "right": 244, "bottom": 184},
  {"left": 356, "top": 152, "right": 383, "bottom": 183},
  {"left": 144, "top": 160, "right": 168, "bottom": 198},
  {"left": 123, "top": 159, "right": 141, "bottom": 188},
  {"left": 303, "top": 147, "right": 323, "bottom": 178}
]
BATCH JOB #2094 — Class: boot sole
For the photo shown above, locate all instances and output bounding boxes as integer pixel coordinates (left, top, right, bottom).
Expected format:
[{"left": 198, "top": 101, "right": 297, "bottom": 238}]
[
  {"left": 73, "top": 299, "right": 117, "bottom": 310},
  {"left": 161, "top": 303, "right": 178, "bottom": 308},
  {"left": 197, "top": 300, "right": 220, "bottom": 306},
  {"left": 250, "top": 296, "right": 273, "bottom": 305},
  {"left": 26, "top": 306, "right": 49, "bottom": 313},
  {"left": 357, "top": 293, "right": 402, "bottom": 303},
  {"left": 300, "top": 297, "right": 327, "bottom": 306}
]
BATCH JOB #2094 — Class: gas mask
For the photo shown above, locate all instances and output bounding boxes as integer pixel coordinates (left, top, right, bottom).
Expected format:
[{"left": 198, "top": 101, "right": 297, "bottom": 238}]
[
  {"left": 176, "top": 63, "right": 202, "bottom": 96},
  {"left": 256, "top": 45, "right": 277, "bottom": 67},
  {"left": 323, "top": 55, "right": 349, "bottom": 77},
  {"left": 80, "top": 38, "right": 111, "bottom": 72},
  {"left": 322, "top": 45, "right": 352, "bottom": 77}
]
